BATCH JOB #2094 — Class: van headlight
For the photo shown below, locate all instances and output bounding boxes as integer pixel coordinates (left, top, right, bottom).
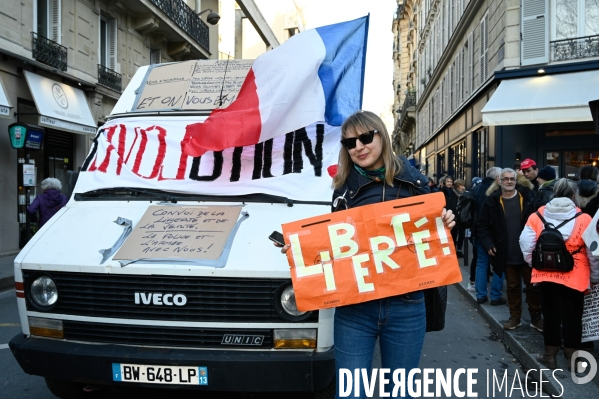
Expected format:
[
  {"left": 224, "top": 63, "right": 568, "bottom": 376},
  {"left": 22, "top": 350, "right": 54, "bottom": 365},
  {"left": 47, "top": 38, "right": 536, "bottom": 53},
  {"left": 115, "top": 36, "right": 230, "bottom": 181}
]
[
  {"left": 275, "top": 284, "right": 311, "bottom": 321},
  {"left": 30, "top": 276, "right": 58, "bottom": 308}
]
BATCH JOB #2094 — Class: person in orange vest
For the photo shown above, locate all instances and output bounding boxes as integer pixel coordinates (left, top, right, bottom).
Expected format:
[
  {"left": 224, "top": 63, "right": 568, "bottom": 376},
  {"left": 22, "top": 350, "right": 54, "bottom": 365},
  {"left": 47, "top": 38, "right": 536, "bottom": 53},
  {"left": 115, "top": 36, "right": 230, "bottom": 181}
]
[{"left": 519, "top": 178, "right": 599, "bottom": 369}]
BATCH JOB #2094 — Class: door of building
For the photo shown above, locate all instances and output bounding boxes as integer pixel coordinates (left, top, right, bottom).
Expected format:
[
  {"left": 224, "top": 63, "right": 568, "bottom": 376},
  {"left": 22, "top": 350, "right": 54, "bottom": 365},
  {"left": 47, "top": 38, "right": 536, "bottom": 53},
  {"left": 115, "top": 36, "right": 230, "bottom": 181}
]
[{"left": 544, "top": 149, "right": 599, "bottom": 179}]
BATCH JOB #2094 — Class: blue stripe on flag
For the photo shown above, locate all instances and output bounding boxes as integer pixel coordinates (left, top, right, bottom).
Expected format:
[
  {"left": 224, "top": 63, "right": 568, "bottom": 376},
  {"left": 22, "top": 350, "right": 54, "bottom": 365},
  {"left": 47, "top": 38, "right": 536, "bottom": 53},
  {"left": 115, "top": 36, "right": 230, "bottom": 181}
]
[{"left": 316, "top": 15, "right": 369, "bottom": 126}]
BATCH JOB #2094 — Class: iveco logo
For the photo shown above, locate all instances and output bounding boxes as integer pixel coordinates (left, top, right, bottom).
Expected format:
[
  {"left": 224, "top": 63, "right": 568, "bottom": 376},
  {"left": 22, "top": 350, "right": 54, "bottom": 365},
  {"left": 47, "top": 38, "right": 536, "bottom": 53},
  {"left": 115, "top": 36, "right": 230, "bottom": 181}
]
[{"left": 134, "top": 292, "right": 187, "bottom": 306}]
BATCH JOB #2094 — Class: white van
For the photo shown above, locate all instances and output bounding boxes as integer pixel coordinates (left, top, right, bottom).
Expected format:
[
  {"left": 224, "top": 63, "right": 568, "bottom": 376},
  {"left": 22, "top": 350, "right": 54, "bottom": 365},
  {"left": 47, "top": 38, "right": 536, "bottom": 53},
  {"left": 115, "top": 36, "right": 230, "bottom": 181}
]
[{"left": 10, "top": 61, "right": 338, "bottom": 399}]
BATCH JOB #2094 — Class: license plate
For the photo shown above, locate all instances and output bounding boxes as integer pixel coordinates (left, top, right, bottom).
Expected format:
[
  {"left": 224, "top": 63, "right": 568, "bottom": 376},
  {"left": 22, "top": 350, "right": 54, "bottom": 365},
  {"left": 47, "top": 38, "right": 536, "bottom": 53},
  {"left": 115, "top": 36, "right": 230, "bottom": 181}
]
[{"left": 112, "top": 363, "right": 208, "bottom": 385}]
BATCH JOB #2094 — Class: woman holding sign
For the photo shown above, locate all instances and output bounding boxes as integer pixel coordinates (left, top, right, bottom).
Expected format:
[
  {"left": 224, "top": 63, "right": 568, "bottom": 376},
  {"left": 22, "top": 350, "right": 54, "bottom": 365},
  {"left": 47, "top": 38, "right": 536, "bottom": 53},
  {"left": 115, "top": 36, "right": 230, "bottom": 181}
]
[{"left": 277, "top": 110, "right": 454, "bottom": 398}]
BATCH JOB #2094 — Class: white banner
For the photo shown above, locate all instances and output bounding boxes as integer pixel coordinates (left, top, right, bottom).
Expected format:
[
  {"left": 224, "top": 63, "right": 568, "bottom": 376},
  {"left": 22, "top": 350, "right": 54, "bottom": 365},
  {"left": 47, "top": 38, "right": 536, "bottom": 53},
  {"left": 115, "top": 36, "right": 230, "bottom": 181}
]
[{"left": 74, "top": 116, "right": 341, "bottom": 202}]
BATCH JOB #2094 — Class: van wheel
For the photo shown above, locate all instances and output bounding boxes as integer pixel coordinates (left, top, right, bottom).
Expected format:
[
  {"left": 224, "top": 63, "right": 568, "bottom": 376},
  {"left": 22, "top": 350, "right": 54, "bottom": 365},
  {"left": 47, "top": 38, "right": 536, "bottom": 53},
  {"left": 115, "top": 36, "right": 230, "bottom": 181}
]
[
  {"left": 44, "top": 378, "right": 89, "bottom": 399},
  {"left": 313, "top": 378, "right": 335, "bottom": 399}
]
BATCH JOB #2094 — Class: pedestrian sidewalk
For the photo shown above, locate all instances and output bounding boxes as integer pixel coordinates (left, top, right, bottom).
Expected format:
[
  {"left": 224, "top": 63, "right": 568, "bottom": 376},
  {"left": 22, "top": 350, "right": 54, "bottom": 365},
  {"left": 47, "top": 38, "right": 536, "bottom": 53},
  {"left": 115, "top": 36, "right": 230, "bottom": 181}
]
[
  {"left": 455, "top": 257, "right": 599, "bottom": 397},
  {"left": 0, "top": 253, "right": 17, "bottom": 291}
]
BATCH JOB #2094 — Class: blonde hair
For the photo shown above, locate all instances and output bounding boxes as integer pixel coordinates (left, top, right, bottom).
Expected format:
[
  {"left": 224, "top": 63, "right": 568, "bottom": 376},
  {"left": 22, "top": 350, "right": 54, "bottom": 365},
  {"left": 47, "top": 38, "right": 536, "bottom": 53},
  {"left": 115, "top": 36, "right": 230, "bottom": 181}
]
[
  {"left": 332, "top": 110, "right": 400, "bottom": 189},
  {"left": 454, "top": 179, "right": 465, "bottom": 189}
]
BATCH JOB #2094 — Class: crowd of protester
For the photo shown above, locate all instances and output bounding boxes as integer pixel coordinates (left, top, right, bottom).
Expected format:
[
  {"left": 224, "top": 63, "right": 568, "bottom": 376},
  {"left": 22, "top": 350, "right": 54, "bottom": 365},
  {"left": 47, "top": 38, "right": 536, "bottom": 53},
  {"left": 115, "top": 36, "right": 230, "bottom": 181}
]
[{"left": 438, "top": 159, "right": 599, "bottom": 370}]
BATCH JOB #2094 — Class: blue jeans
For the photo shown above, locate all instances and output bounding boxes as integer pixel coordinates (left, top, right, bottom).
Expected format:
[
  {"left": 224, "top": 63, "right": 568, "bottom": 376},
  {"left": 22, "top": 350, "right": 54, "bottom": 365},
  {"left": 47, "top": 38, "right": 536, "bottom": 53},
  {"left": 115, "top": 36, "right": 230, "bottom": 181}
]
[
  {"left": 334, "top": 292, "right": 426, "bottom": 399},
  {"left": 475, "top": 240, "right": 504, "bottom": 301}
]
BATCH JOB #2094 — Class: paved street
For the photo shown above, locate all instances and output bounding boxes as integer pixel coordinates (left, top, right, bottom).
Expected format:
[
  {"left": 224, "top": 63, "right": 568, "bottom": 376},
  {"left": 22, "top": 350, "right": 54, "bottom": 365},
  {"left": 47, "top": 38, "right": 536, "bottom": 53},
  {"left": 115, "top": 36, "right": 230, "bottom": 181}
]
[{"left": 1, "top": 284, "right": 540, "bottom": 399}]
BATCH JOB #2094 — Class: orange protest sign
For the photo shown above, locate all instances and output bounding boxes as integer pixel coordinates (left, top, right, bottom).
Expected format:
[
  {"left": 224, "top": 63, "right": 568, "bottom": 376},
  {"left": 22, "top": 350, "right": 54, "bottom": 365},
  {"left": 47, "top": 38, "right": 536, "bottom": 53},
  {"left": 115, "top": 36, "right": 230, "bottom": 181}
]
[{"left": 282, "top": 192, "right": 462, "bottom": 311}]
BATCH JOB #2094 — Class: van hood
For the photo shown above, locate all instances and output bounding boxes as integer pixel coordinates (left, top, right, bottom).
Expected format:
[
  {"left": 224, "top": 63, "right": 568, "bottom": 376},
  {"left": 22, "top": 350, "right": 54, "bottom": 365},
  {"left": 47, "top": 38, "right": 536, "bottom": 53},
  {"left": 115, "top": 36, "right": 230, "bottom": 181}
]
[{"left": 16, "top": 200, "right": 329, "bottom": 279}]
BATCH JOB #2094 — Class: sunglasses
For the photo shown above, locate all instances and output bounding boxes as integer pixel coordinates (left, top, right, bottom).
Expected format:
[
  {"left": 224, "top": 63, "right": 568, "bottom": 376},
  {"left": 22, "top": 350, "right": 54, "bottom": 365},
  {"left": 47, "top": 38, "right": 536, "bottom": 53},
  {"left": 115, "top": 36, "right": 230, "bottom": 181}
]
[{"left": 340, "top": 130, "right": 379, "bottom": 150}]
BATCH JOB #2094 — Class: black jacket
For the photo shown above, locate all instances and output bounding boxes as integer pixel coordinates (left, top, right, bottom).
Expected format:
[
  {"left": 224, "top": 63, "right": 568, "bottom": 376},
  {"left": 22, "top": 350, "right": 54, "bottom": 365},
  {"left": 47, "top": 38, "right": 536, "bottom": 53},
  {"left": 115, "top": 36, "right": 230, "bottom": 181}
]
[
  {"left": 533, "top": 179, "right": 556, "bottom": 210},
  {"left": 332, "top": 156, "right": 429, "bottom": 211},
  {"left": 476, "top": 175, "right": 535, "bottom": 276}
]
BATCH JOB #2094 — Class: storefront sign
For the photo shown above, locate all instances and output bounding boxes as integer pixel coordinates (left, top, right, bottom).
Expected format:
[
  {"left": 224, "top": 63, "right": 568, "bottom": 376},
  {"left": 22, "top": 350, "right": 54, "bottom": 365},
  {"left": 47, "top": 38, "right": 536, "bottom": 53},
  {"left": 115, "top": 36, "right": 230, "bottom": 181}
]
[
  {"left": 0, "top": 74, "right": 12, "bottom": 119},
  {"left": 8, "top": 124, "right": 26, "bottom": 149},
  {"left": 23, "top": 164, "right": 36, "bottom": 186},
  {"left": 282, "top": 192, "right": 462, "bottom": 311},
  {"left": 23, "top": 71, "right": 97, "bottom": 135},
  {"left": 25, "top": 129, "right": 44, "bottom": 150}
]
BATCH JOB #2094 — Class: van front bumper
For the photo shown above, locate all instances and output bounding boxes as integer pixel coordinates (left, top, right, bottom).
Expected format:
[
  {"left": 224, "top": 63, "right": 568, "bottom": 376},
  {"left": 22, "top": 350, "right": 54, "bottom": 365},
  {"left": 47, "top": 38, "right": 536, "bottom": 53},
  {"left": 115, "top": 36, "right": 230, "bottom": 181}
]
[{"left": 9, "top": 334, "right": 335, "bottom": 392}]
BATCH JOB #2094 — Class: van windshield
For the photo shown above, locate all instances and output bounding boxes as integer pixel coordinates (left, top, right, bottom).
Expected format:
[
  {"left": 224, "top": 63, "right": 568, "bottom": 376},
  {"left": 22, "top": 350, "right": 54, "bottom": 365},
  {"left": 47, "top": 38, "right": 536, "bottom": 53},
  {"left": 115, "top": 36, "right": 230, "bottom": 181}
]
[{"left": 74, "top": 187, "right": 329, "bottom": 206}]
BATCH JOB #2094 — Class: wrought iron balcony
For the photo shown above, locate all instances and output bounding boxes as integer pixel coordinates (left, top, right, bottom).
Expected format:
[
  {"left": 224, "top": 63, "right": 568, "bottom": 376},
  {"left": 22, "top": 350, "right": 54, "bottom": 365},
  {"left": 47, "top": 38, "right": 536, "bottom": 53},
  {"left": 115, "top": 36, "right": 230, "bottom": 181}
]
[
  {"left": 551, "top": 34, "right": 599, "bottom": 62},
  {"left": 31, "top": 32, "right": 67, "bottom": 71},
  {"left": 149, "top": 0, "right": 210, "bottom": 51},
  {"left": 400, "top": 91, "right": 417, "bottom": 129},
  {"left": 97, "top": 64, "right": 122, "bottom": 92}
]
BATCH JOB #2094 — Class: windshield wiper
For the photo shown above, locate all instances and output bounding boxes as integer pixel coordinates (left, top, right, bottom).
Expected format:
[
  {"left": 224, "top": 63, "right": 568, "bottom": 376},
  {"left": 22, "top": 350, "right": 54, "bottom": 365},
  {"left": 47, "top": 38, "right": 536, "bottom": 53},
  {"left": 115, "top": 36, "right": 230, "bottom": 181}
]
[{"left": 76, "top": 187, "right": 177, "bottom": 203}]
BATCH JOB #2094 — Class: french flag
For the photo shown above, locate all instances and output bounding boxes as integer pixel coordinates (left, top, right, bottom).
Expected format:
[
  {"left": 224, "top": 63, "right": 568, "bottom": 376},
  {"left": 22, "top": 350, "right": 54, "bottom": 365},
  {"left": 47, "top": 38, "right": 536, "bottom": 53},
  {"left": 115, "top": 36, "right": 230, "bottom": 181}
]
[{"left": 183, "top": 16, "right": 369, "bottom": 157}]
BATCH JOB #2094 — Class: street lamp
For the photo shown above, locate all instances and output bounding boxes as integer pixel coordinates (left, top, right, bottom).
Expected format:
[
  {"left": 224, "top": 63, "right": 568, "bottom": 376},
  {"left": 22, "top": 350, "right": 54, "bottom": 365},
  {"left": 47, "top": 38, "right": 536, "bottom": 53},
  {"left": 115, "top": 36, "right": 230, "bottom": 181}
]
[{"left": 198, "top": 9, "right": 221, "bottom": 25}]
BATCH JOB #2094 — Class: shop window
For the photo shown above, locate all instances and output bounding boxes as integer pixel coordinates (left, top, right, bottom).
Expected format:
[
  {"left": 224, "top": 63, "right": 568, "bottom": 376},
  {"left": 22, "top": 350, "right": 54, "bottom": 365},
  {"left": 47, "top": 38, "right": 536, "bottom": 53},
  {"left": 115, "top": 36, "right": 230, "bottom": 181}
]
[
  {"left": 450, "top": 140, "right": 467, "bottom": 181},
  {"left": 547, "top": 149, "right": 599, "bottom": 179},
  {"left": 474, "top": 127, "right": 489, "bottom": 178},
  {"left": 427, "top": 154, "right": 436, "bottom": 178},
  {"left": 36, "top": 0, "right": 60, "bottom": 43}
]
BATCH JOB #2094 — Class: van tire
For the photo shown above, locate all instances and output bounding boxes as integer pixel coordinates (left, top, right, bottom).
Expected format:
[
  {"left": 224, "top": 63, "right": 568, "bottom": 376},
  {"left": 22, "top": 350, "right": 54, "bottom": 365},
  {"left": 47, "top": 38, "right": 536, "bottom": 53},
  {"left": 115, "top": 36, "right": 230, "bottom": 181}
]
[
  {"left": 44, "top": 378, "right": 89, "bottom": 399},
  {"left": 313, "top": 378, "right": 335, "bottom": 399}
]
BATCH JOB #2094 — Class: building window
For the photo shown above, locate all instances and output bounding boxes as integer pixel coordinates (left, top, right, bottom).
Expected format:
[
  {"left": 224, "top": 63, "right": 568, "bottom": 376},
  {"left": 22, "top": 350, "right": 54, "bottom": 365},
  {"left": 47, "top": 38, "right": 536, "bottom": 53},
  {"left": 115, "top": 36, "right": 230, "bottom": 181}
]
[
  {"left": 36, "top": 0, "right": 60, "bottom": 43},
  {"left": 479, "top": 13, "right": 488, "bottom": 83},
  {"left": 150, "top": 49, "right": 162, "bottom": 65},
  {"left": 555, "top": 0, "right": 599, "bottom": 39},
  {"left": 287, "top": 27, "right": 299, "bottom": 39},
  {"left": 100, "top": 17, "right": 117, "bottom": 71}
]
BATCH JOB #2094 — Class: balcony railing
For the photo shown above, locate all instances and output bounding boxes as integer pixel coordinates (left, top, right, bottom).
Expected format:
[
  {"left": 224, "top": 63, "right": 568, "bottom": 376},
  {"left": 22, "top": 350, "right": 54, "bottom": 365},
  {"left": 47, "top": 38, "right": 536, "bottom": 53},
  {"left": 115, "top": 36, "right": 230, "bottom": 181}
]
[
  {"left": 551, "top": 34, "right": 599, "bottom": 62},
  {"left": 149, "top": 0, "right": 210, "bottom": 51},
  {"left": 400, "top": 91, "right": 417, "bottom": 127},
  {"left": 32, "top": 32, "right": 67, "bottom": 71},
  {"left": 97, "top": 64, "right": 122, "bottom": 92}
]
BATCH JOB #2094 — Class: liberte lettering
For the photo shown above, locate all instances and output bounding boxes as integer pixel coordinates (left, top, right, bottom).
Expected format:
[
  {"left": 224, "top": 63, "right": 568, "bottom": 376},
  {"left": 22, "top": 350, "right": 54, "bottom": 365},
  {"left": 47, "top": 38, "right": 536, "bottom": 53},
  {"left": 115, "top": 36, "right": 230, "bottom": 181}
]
[{"left": 289, "top": 215, "right": 450, "bottom": 293}]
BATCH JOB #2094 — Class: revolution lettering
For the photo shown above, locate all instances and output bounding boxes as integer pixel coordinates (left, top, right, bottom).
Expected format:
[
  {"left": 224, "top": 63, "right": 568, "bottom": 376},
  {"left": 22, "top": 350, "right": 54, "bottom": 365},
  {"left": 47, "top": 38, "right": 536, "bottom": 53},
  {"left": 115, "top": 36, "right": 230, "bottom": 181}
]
[{"left": 81, "top": 124, "right": 325, "bottom": 183}]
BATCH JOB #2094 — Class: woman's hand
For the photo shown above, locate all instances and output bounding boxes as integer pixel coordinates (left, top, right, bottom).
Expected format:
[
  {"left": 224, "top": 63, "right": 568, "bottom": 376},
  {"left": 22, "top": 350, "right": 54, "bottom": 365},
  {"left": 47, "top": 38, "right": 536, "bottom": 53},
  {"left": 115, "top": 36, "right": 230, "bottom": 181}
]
[
  {"left": 273, "top": 242, "right": 291, "bottom": 254},
  {"left": 441, "top": 208, "right": 455, "bottom": 230}
]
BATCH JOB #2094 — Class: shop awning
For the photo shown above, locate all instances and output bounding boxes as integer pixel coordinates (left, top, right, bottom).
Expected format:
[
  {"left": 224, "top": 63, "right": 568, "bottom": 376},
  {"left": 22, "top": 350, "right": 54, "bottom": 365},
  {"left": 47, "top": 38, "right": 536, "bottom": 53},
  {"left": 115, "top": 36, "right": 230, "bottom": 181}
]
[
  {"left": 0, "top": 74, "right": 12, "bottom": 119},
  {"left": 482, "top": 70, "right": 599, "bottom": 126},
  {"left": 23, "top": 71, "right": 97, "bottom": 135}
]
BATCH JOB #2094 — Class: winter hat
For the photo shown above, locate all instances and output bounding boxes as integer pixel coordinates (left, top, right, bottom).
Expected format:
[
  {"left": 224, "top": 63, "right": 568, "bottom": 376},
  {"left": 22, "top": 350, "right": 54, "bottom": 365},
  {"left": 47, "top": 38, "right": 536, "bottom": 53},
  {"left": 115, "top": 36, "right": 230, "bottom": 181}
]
[
  {"left": 537, "top": 166, "right": 556, "bottom": 181},
  {"left": 520, "top": 158, "right": 537, "bottom": 170},
  {"left": 471, "top": 177, "right": 482, "bottom": 188}
]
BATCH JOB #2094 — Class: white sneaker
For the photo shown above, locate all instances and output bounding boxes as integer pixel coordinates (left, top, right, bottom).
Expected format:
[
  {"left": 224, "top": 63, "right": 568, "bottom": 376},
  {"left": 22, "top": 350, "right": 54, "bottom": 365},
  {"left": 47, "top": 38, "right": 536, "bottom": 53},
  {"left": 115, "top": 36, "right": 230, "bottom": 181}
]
[{"left": 466, "top": 282, "right": 476, "bottom": 292}]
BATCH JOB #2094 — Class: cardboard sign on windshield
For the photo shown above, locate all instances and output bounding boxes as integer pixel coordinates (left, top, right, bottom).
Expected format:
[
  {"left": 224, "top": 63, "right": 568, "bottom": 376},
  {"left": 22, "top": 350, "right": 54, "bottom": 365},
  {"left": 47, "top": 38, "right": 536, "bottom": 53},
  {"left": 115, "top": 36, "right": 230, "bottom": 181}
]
[
  {"left": 114, "top": 205, "right": 242, "bottom": 261},
  {"left": 282, "top": 192, "right": 461, "bottom": 311}
]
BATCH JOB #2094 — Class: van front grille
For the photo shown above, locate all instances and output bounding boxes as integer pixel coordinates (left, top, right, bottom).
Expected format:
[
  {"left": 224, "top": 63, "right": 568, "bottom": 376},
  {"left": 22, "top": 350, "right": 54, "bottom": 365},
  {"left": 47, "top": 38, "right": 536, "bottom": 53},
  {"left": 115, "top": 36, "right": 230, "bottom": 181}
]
[{"left": 23, "top": 271, "right": 317, "bottom": 323}]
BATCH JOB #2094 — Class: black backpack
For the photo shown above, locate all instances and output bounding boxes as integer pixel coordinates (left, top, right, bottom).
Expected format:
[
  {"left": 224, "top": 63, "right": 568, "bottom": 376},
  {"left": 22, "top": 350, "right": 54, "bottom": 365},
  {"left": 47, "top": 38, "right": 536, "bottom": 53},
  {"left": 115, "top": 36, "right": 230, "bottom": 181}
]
[
  {"left": 456, "top": 191, "right": 476, "bottom": 228},
  {"left": 531, "top": 211, "right": 583, "bottom": 272}
]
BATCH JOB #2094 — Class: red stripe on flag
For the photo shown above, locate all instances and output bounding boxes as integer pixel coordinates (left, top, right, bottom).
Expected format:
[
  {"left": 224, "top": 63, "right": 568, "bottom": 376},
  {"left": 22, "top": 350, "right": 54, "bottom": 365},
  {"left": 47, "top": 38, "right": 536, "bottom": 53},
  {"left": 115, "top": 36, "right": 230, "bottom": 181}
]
[{"left": 183, "top": 69, "right": 262, "bottom": 157}]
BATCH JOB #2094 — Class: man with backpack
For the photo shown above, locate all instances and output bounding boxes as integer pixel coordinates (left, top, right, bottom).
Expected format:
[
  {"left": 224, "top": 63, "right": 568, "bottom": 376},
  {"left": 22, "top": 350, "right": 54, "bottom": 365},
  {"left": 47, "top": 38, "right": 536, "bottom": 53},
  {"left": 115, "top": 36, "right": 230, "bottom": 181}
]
[
  {"left": 519, "top": 178, "right": 599, "bottom": 369},
  {"left": 477, "top": 168, "right": 542, "bottom": 331}
]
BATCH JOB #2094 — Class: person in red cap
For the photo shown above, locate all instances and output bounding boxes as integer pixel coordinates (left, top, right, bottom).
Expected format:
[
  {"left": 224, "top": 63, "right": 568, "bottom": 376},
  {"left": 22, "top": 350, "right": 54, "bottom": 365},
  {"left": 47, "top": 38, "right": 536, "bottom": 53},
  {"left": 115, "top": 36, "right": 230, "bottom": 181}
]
[{"left": 520, "top": 159, "right": 539, "bottom": 192}]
